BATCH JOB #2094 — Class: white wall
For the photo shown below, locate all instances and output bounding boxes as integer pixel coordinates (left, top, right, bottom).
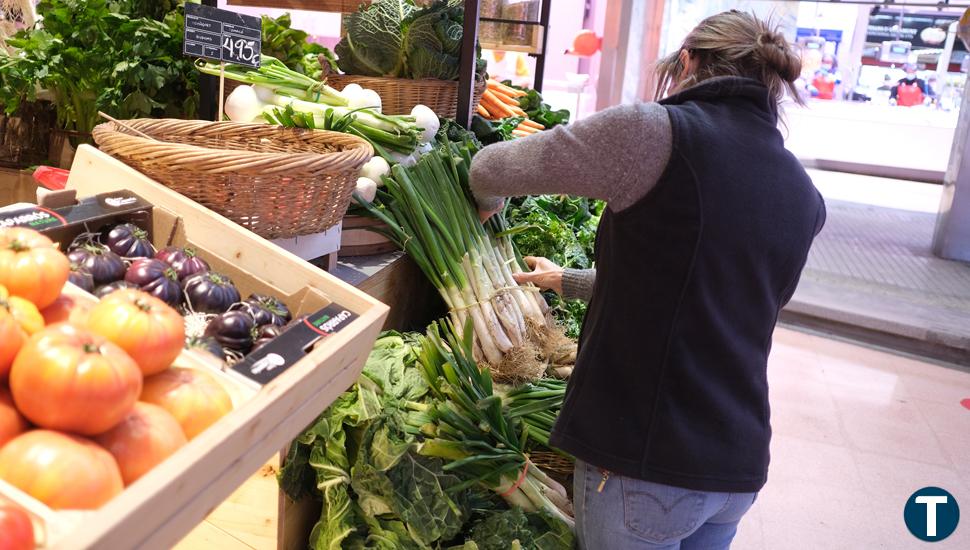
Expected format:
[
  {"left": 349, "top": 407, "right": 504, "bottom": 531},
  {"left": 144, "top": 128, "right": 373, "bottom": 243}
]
[{"left": 218, "top": 1, "right": 341, "bottom": 46}]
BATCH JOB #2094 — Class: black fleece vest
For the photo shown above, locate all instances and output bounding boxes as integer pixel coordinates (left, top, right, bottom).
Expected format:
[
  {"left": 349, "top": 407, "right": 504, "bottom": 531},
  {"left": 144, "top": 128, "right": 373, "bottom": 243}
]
[{"left": 549, "top": 77, "right": 826, "bottom": 493}]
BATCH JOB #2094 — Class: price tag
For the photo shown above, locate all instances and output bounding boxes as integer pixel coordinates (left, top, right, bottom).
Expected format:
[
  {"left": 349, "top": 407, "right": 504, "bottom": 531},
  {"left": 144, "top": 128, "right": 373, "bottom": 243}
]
[
  {"left": 231, "top": 304, "right": 360, "bottom": 386},
  {"left": 184, "top": 3, "right": 261, "bottom": 68}
]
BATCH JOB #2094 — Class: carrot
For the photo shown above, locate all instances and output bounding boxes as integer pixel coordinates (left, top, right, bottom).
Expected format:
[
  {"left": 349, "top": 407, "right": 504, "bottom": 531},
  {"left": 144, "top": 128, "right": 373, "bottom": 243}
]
[
  {"left": 510, "top": 106, "right": 528, "bottom": 117},
  {"left": 488, "top": 79, "right": 527, "bottom": 98},
  {"left": 491, "top": 89, "right": 520, "bottom": 107},
  {"left": 515, "top": 123, "right": 539, "bottom": 134},
  {"left": 512, "top": 130, "right": 531, "bottom": 138},
  {"left": 477, "top": 104, "right": 492, "bottom": 118},
  {"left": 481, "top": 91, "right": 515, "bottom": 118},
  {"left": 520, "top": 119, "right": 544, "bottom": 130}
]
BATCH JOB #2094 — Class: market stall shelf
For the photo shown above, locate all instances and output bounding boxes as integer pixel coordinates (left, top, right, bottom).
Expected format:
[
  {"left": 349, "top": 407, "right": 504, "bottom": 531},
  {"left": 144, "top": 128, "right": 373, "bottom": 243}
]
[{"left": 0, "top": 145, "right": 390, "bottom": 549}]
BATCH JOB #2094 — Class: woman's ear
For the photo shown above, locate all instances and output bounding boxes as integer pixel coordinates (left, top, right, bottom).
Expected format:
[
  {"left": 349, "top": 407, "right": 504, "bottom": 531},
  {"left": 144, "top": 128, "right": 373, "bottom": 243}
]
[{"left": 678, "top": 49, "right": 692, "bottom": 82}]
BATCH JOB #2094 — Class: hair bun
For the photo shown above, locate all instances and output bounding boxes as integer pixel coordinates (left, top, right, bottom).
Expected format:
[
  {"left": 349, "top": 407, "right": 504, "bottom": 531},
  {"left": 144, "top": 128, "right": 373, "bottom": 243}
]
[{"left": 756, "top": 31, "right": 801, "bottom": 82}]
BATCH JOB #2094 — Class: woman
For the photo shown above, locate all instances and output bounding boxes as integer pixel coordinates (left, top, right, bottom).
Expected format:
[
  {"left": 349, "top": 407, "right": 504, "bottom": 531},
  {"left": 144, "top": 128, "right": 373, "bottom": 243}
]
[{"left": 470, "top": 11, "right": 826, "bottom": 550}]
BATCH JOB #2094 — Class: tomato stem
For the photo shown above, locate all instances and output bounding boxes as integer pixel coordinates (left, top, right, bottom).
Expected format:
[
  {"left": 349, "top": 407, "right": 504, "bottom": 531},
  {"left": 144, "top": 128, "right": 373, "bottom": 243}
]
[
  {"left": 82, "top": 343, "right": 100, "bottom": 354},
  {"left": 8, "top": 240, "right": 29, "bottom": 252}
]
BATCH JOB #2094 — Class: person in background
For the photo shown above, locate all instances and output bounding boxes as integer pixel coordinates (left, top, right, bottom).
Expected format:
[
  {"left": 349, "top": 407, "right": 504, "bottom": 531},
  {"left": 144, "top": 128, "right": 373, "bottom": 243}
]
[
  {"left": 810, "top": 53, "right": 840, "bottom": 99},
  {"left": 470, "top": 10, "right": 825, "bottom": 550},
  {"left": 890, "top": 63, "right": 927, "bottom": 106},
  {"left": 925, "top": 74, "right": 942, "bottom": 102}
]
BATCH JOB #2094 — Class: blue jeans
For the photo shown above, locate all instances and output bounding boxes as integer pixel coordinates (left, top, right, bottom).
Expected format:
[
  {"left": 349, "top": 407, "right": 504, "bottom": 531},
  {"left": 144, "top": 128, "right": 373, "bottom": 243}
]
[{"left": 574, "top": 460, "right": 757, "bottom": 549}]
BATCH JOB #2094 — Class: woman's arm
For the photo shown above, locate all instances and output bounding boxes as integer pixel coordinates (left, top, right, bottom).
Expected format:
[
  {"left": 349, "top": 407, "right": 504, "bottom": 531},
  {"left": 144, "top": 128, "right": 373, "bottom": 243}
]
[
  {"left": 562, "top": 268, "right": 596, "bottom": 303},
  {"left": 511, "top": 258, "right": 597, "bottom": 303},
  {"left": 469, "top": 102, "right": 672, "bottom": 213}
]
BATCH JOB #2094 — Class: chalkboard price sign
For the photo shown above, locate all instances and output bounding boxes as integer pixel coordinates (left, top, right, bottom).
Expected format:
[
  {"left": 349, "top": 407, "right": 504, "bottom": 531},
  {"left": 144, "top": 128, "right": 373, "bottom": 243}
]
[{"left": 184, "top": 3, "right": 261, "bottom": 68}]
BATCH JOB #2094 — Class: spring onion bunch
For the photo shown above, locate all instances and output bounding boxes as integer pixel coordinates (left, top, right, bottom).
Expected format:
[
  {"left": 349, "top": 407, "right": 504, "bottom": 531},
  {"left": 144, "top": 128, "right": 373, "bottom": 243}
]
[
  {"left": 413, "top": 320, "right": 574, "bottom": 530},
  {"left": 197, "top": 55, "right": 422, "bottom": 156},
  {"left": 358, "top": 141, "right": 550, "bottom": 372},
  {"left": 497, "top": 378, "right": 566, "bottom": 448}
]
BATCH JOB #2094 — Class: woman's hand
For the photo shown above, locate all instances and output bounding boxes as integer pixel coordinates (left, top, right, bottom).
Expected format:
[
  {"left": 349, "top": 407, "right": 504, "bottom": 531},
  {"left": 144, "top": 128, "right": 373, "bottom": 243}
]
[
  {"left": 478, "top": 201, "right": 506, "bottom": 223},
  {"left": 512, "top": 256, "right": 564, "bottom": 294}
]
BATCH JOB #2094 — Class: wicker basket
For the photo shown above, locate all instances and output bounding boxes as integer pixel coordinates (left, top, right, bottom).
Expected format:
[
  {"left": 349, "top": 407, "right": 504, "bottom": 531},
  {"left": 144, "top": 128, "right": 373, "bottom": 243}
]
[
  {"left": 92, "top": 119, "right": 373, "bottom": 240},
  {"left": 324, "top": 74, "right": 486, "bottom": 118}
]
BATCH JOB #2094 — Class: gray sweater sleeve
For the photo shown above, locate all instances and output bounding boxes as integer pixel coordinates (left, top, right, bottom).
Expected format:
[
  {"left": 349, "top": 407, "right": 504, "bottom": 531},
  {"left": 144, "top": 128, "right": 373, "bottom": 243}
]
[
  {"left": 562, "top": 268, "right": 596, "bottom": 303},
  {"left": 469, "top": 102, "right": 672, "bottom": 212}
]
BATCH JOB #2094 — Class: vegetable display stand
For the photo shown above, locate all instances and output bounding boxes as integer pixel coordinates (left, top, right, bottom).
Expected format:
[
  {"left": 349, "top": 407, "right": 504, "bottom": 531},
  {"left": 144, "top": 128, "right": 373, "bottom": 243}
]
[
  {"left": 91, "top": 119, "right": 372, "bottom": 240},
  {"left": 325, "top": 74, "right": 486, "bottom": 119},
  {"left": 0, "top": 144, "right": 389, "bottom": 549}
]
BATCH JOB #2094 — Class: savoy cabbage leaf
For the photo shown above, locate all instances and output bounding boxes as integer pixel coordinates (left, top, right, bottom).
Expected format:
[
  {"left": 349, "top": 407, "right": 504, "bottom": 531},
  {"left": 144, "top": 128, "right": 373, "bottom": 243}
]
[{"left": 335, "top": 0, "right": 414, "bottom": 77}]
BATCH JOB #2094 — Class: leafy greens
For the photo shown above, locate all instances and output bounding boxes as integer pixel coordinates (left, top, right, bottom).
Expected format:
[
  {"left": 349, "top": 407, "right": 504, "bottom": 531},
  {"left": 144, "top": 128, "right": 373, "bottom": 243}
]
[
  {"left": 335, "top": 0, "right": 486, "bottom": 81},
  {"left": 279, "top": 332, "right": 575, "bottom": 549}
]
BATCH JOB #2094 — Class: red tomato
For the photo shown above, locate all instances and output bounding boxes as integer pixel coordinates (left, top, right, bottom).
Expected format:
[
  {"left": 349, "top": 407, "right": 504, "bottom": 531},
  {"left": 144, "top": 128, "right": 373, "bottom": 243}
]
[
  {"left": 0, "top": 228, "right": 70, "bottom": 309},
  {"left": 141, "top": 368, "right": 233, "bottom": 440},
  {"left": 0, "top": 386, "right": 28, "bottom": 448},
  {"left": 95, "top": 402, "right": 186, "bottom": 485},
  {"left": 0, "top": 430, "right": 123, "bottom": 510},
  {"left": 0, "top": 503, "right": 34, "bottom": 550},
  {"left": 0, "top": 284, "right": 43, "bottom": 381},
  {"left": 87, "top": 289, "right": 185, "bottom": 376},
  {"left": 39, "top": 292, "right": 93, "bottom": 326},
  {"left": 10, "top": 324, "right": 142, "bottom": 436}
]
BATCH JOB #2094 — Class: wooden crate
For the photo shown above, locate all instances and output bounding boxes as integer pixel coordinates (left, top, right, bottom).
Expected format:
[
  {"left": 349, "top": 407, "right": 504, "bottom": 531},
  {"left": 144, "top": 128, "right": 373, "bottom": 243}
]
[{"left": 0, "top": 144, "right": 389, "bottom": 549}]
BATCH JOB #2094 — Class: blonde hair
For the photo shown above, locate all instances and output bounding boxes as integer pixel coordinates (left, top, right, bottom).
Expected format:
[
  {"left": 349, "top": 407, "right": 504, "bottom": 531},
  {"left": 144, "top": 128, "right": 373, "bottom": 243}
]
[{"left": 654, "top": 10, "right": 803, "bottom": 107}]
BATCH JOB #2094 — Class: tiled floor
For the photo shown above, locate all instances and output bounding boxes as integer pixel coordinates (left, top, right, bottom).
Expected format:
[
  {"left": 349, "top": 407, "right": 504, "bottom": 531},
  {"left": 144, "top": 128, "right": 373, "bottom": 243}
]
[{"left": 733, "top": 328, "right": 970, "bottom": 549}]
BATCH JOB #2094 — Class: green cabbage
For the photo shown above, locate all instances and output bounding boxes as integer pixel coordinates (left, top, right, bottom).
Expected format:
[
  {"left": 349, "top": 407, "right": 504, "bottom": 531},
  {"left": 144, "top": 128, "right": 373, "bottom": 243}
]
[
  {"left": 335, "top": 0, "right": 484, "bottom": 81},
  {"left": 335, "top": 0, "right": 415, "bottom": 77}
]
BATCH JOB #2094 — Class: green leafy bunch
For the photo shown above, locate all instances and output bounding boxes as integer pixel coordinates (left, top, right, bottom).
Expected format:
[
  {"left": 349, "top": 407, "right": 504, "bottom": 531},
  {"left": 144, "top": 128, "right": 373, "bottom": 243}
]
[
  {"left": 335, "top": 0, "right": 486, "bottom": 81},
  {"left": 261, "top": 12, "right": 338, "bottom": 79},
  {"left": 505, "top": 195, "right": 604, "bottom": 338},
  {"left": 0, "top": 0, "right": 197, "bottom": 135}
]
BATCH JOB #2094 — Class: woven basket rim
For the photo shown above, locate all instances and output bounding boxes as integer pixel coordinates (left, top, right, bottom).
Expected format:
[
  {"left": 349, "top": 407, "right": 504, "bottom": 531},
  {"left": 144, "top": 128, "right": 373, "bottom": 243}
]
[{"left": 92, "top": 119, "right": 373, "bottom": 174}]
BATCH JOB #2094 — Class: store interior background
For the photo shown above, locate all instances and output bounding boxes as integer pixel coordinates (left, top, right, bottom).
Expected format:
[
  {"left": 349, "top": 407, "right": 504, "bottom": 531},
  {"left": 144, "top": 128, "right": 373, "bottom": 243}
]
[{"left": 222, "top": 0, "right": 965, "bottom": 184}]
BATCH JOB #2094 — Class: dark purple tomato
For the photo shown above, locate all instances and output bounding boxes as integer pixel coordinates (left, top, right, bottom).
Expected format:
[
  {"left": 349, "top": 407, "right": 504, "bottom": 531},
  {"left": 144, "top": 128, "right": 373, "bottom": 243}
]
[
  {"left": 154, "top": 246, "right": 211, "bottom": 281},
  {"left": 252, "top": 324, "right": 283, "bottom": 350},
  {"left": 67, "top": 245, "right": 126, "bottom": 286},
  {"left": 103, "top": 223, "right": 156, "bottom": 259},
  {"left": 244, "top": 294, "right": 292, "bottom": 327},
  {"left": 67, "top": 264, "right": 95, "bottom": 293},
  {"left": 185, "top": 336, "right": 225, "bottom": 360},
  {"left": 204, "top": 310, "right": 255, "bottom": 353},
  {"left": 93, "top": 280, "right": 140, "bottom": 299},
  {"left": 182, "top": 272, "right": 240, "bottom": 314},
  {"left": 125, "top": 258, "right": 182, "bottom": 307}
]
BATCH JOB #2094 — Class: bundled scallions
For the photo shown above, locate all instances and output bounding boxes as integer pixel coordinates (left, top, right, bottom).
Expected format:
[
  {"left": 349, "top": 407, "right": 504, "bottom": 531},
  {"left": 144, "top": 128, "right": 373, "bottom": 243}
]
[
  {"left": 197, "top": 55, "right": 422, "bottom": 157},
  {"left": 360, "top": 140, "right": 575, "bottom": 380},
  {"left": 414, "top": 320, "right": 575, "bottom": 530}
]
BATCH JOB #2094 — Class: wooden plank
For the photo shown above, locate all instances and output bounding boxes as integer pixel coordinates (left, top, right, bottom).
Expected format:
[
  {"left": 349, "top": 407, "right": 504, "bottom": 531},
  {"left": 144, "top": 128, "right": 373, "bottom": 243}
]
[
  {"left": 0, "top": 167, "right": 36, "bottom": 207},
  {"left": 177, "top": 460, "right": 281, "bottom": 550},
  {"left": 176, "top": 521, "right": 253, "bottom": 550},
  {"left": 357, "top": 253, "right": 444, "bottom": 332}
]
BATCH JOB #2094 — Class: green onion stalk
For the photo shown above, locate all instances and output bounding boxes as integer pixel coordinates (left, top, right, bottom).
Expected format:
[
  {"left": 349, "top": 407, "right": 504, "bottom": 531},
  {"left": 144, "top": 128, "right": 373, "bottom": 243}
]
[
  {"left": 358, "top": 141, "right": 548, "bottom": 369},
  {"left": 414, "top": 320, "right": 574, "bottom": 530},
  {"left": 196, "top": 55, "right": 421, "bottom": 156},
  {"left": 496, "top": 378, "right": 567, "bottom": 448}
]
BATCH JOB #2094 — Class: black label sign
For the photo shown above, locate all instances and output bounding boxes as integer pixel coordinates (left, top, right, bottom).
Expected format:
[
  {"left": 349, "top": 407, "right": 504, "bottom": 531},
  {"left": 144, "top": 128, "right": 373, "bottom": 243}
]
[
  {"left": 232, "top": 304, "right": 359, "bottom": 385},
  {"left": 0, "top": 191, "right": 152, "bottom": 231},
  {"left": 184, "top": 3, "right": 261, "bottom": 68},
  {"left": 0, "top": 206, "right": 65, "bottom": 231}
]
